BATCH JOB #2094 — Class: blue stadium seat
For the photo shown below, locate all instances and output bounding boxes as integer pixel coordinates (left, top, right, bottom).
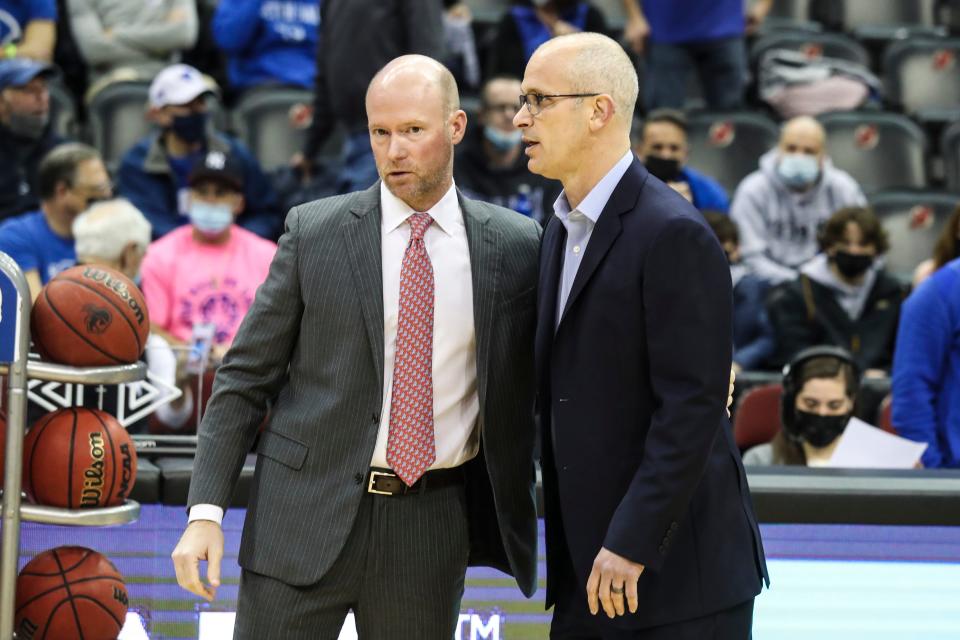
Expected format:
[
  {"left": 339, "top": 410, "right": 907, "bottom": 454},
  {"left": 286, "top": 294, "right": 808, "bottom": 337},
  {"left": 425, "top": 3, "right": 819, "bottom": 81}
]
[
  {"left": 943, "top": 120, "right": 960, "bottom": 191},
  {"left": 685, "top": 110, "right": 780, "bottom": 196},
  {"left": 883, "top": 37, "right": 960, "bottom": 123},
  {"left": 817, "top": 110, "right": 928, "bottom": 193},
  {"left": 868, "top": 189, "right": 960, "bottom": 279}
]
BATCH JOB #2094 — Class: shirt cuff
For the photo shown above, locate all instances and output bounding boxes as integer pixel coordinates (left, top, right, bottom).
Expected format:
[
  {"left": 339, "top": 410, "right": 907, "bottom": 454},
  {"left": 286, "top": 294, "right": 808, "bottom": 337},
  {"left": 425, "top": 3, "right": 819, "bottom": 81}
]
[{"left": 188, "top": 504, "right": 224, "bottom": 525}]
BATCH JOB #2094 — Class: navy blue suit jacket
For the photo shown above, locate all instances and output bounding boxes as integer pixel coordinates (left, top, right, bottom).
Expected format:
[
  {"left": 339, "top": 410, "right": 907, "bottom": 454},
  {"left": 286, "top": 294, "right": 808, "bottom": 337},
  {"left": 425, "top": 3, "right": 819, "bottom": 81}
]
[{"left": 536, "top": 158, "right": 768, "bottom": 629}]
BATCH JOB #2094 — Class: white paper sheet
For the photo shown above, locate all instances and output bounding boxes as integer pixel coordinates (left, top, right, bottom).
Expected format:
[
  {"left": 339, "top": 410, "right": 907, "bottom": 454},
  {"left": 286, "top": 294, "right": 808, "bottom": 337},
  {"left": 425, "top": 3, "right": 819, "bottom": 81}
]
[{"left": 826, "top": 417, "right": 927, "bottom": 469}]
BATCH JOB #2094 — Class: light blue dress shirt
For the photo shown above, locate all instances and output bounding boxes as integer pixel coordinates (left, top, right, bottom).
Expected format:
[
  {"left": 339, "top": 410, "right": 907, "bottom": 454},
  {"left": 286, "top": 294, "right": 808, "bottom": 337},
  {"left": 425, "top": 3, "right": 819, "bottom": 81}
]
[{"left": 554, "top": 150, "right": 635, "bottom": 327}]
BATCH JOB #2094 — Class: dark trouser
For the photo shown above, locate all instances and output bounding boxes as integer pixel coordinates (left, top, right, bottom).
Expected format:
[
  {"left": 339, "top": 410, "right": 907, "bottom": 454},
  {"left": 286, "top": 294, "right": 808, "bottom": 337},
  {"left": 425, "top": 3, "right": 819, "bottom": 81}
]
[
  {"left": 233, "top": 482, "right": 470, "bottom": 640},
  {"left": 645, "top": 37, "right": 747, "bottom": 110},
  {"left": 550, "top": 545, "right": 754, "bottom": 640}
]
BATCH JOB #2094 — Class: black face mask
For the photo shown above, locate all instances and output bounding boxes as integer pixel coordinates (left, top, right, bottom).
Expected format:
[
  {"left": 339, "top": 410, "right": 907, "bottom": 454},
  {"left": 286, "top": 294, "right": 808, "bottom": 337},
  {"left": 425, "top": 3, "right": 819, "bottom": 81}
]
[
  {"left": 644, "top": 155, "right": 682, "bottom": 182},
  {"left": 834, "top": 251, "right": 874, "bottom": 279},
  {"left": 792, "top": 410, "right": 850, "bottom": 448},
  {"left": 170, "top": 112, "right": 208, "bottom": 144}
]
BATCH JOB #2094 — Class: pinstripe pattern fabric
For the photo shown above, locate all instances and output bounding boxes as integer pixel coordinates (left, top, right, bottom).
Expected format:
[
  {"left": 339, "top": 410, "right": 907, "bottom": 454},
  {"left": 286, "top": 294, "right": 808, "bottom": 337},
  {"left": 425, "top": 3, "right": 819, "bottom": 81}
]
[
  {"left": 186, "top": 182, "right": 541, "bottom": 599},
  {"left": 234, "top": 487, "right": 469, "bottom": 640}
]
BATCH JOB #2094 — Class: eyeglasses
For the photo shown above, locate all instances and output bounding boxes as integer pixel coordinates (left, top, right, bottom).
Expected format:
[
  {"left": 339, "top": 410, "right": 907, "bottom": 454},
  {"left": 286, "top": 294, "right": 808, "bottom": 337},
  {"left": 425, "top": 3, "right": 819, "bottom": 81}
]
[{"left": 518, "top": 92, "right": 600, "bottom": 116}]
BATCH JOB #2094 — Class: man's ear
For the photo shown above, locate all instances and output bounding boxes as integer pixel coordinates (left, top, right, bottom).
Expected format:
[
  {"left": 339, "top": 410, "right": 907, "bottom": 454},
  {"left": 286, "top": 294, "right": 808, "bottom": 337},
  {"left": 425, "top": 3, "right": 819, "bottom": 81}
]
[
  {"left": 450, "top": 109, "right": 468, "bottom": 145},
  {"left": 589, "top": 94, "right": 617, "bottom": 131}
]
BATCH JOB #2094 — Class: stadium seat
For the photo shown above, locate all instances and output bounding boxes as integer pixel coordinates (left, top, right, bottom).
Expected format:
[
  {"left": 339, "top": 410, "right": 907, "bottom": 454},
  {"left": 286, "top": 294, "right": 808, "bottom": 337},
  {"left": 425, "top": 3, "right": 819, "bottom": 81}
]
[
  {"left": 883, "top": 38, "right": 960, "bottom": 122},
  {"left": 750, "top": 30, "right": 870, "bottom": 70},
  {"left": 762, "top": 0, "right": 816, "bottom": 23},
  {"left": 86, "top": 81, "right": 153, "bottom": 169},
  {"left": 876, "top": 394, "right": 897, "bottom": 435},
  {"left": 231, "top": 86, "right": 317, "bottom": 172},
  {"left": 733, "top": 383, "right": 783, "bottom": 450},
  {"left": 821, "top": 0, "right": 942, "bottom": 40},
  {"left": 817, "top": 111, "right": 928, "bottom": 194},
  {"left": 686, "top": 110, "right": 780, "bottom": 196},
  {"left": 942, "top": 119, "right": 960, "bottom": 191},
  {"left": 464, "top": 0, "right": 511, "bottom": 24},
  {"left": 868, "top": 189, "right": 960, "bottom": 279},
  {"left": 47, "top": 79, "right": 79, "bottom": 139}
]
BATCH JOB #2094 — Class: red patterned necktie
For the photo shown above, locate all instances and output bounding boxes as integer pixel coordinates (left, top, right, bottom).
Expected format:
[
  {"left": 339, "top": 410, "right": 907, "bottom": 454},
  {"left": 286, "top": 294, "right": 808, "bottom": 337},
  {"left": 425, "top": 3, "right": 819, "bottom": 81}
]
[{"left": 387, "top": 212, "right": 436, "bottom": 486}]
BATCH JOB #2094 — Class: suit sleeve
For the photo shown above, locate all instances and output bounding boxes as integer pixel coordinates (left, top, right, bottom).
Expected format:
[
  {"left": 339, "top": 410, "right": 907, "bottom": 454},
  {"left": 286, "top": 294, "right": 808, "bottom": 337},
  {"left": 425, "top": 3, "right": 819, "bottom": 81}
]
[
  {"left": 187, "top": 207, "right": 305, "bottom": 510},
  {"left": 602, "top": 216, "right": 733, "bottom": 572}
]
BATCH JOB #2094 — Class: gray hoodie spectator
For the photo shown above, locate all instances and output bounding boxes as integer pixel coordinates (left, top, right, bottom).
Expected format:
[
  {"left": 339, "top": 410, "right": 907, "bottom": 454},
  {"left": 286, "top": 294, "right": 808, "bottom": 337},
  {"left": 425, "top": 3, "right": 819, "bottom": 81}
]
[
  {"left": 730, "top": 116, "right": 866, "bottom": 285},
  {"left": 69, "top": 0, "right": 198, "bottom": 88}
]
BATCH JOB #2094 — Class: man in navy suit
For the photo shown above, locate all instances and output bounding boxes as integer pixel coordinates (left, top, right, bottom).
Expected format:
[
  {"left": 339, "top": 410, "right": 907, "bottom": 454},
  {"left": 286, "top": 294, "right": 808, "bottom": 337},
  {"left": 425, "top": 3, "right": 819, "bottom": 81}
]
[{"left": 515, "top": 33, "right": 768, "bottom": 638}]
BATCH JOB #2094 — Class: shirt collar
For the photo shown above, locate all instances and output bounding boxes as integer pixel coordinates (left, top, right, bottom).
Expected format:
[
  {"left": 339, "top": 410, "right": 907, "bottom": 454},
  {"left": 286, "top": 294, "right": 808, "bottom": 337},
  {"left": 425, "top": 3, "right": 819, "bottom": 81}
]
[
  {"left": 553, "top": 150, "right": 634, "bottom": 224},
  {"left": 380, "top": 180, "right": 461, "bottom": 236}
]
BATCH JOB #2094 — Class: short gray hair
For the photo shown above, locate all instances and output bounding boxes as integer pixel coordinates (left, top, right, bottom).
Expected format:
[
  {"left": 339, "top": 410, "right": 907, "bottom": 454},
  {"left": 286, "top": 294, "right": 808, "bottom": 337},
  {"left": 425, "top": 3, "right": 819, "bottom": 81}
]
[
  {"left": 541, "top": 33, "right": 639, "bottom": 126},
  {"left": 73, "top": 199, "right": 152, "bottom": 261}
]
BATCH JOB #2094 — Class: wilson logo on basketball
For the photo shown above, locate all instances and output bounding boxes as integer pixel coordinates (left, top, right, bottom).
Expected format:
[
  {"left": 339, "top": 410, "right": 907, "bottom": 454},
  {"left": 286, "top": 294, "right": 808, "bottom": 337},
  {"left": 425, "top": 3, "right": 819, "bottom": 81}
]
[
  {"left": 82, "top": 304, "right": 112, "bottom": 334},
  {"left": 708, "top": 121, "right": 735, "bottom": 148},
  {"left": 16, "top": 618, "right": 38, "bottom": 639},
  {"left": 81, "top": 432, "right": 106, "bottom": 507},
  {"left": 113, "top": 585, "right": 129, "bottom": 606},
  {"left": 854, "top": 124, "right": 879, "bottom": 150},
  {"left": 82, "top": 266, "right": 147, "bottom": 326},
  {"left": 117, "top": 443, "right": 133, "bottom": 501}
]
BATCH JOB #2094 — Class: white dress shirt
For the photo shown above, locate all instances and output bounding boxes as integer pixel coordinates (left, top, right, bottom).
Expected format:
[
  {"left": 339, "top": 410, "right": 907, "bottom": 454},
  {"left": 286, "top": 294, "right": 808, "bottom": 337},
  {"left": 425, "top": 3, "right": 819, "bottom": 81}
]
[{"left": 189, "top": 182, "right": 479, "bottom": 525}]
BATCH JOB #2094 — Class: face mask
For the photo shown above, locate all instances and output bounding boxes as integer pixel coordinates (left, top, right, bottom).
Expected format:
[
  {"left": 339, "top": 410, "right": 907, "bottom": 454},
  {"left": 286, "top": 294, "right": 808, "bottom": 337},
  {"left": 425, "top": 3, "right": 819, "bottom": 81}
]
[
  {"left": 777, "top": 153, "right": 820, "bottom": 189},
  {"left": 6, "top": 111, "right": 48, "bottom": 140},
  {"left": 170, "top": 112, "right": 208, "bottom": 144},
  {"left": 189, "top": 201, "right": 233, "bottom": 237},
  {"left": 793, "top": 410, "right": 850, "bottom": 448},
  {"left": 644, "top": 155, "right": 682, "bottom": 182},
  {"left": 483, "top": 125, "right": 522, "bottom": 153},
  {"left": 833, "top": 251, "right": 874, "bottom": 279}
]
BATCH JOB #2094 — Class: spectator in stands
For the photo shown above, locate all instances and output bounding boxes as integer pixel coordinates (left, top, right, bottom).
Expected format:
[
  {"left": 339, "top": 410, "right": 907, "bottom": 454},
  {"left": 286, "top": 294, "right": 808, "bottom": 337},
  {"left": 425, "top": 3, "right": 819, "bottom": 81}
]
[
  {"left": 621, "top": 0, "right": 771, "bottom": 110},
  {"left": 139, "top": 149, "right": 277, "bottom": 364},
  {"left": 767, "top": 206, "right": 906, "bottom": 374},
  {"left": 454, "top": 75, "right": 561, "bottom": 223},
  {"left": 704, "top": 212, "right": 774, "bottom": 372},
  {"left": 68, "top": 0, "right": 198, "bottom": 89},
  {"left": 731, "top": 116, "right": 867, "bottom": 285},
  {"left": 72, "top": 198, "right": 191, "bottom": 434},
  {"left": 0, "top": 58, "right": 65, "bottom": 222},
  {"left": 913, "top": 204, "right": 960, "bottom": 287},
  {"left": 486, "top": 0, "right": 606, "bottom": 81},
  {"left": 0, "top": 0, "right": 56, "bottom": 61},
  {"left": 743, "top": 347, "right": 858, "bottom": 466},
  {"left": 0, "top": 142, "right": 111, "bottom": 300},
  {"left": 117, "top": 64, "right": 280, "bottom": 240},
  {"left": 212, "top": 0, "right": 319, "bottom": 96},
  {"left": 293, "top": 0, "right": 445, "bottom": 194},
  {"left": 892, "top": 256, "right": 960, "bottom": 469},
  {"left": 632, "top": 108, "right": 729, "bottom": 212}
]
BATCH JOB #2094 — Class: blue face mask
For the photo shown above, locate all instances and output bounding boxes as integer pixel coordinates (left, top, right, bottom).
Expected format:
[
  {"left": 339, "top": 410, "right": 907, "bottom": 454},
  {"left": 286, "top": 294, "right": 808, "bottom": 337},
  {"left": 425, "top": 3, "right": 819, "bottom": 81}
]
[
  {"left": 777, "top": 153, "right": 820, "bottom": 189},
  {"left": 189, "top": 201, "right": 233, "bottom": 237},
  {"left": 483, "top": 125, "right": 522, "bottom": 153}
]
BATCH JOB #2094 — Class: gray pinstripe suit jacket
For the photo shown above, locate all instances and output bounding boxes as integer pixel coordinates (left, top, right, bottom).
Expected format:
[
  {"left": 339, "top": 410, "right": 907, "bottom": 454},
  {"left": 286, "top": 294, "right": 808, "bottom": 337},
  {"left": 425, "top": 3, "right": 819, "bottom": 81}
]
[{"left": 187, "top": 182, "right": 541, "bottom": 597}]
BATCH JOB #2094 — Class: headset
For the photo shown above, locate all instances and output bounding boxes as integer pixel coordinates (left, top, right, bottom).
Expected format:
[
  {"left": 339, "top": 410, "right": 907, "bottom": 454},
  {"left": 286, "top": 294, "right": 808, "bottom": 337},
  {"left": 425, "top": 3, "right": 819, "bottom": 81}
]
[{"left": 781, "top": 345, "right": 860, "bottom": 442}]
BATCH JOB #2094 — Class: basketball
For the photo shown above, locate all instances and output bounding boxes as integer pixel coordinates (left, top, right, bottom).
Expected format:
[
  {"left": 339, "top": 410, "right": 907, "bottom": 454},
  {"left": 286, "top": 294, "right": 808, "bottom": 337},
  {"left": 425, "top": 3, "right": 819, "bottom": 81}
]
[
  {"left": 22, "top": 407, "right": 137, "bottom": 509},
  {"left": 16, "top": 546, "right": 128, "bottom": 640},
  {"left": 31, "top": 265, "right": 150, "bottom": 367}
]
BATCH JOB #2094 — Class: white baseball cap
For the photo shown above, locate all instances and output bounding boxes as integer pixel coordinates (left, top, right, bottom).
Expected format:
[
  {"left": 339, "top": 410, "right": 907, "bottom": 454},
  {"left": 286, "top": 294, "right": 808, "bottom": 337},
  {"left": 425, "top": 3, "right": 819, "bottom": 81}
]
[{"left": 148, "top": 64, "right": 216, "bottom": 108}]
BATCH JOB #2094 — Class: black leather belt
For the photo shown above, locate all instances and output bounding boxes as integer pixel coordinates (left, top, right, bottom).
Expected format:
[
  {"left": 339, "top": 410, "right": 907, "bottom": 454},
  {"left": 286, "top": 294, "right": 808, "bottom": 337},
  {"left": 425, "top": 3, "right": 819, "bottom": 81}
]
[{"left": 366, "top": 467, "right": 464, "bottom": 496}]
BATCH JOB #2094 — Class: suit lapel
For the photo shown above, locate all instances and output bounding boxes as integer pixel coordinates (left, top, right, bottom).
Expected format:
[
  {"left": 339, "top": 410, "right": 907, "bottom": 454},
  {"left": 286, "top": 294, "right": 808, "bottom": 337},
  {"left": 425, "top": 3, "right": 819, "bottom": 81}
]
[
  {"left": 342, "top": 183, "right": 385, "bottom": 389},
  {"left": 556, "top": 159, "right": 646, "bottom": 329},
  {"left": 460, "top": 192, "right": 500, "bottom": 414},
  {"left": 536, "top": 217, "right": 565, "bottom": 378}
]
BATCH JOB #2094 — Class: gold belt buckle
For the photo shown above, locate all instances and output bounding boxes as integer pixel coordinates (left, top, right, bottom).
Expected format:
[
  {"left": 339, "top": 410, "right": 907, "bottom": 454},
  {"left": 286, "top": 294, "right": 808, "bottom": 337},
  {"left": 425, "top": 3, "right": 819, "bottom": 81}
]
[{"left": 367, "top": 470, "right": 395, "bottom": 495}]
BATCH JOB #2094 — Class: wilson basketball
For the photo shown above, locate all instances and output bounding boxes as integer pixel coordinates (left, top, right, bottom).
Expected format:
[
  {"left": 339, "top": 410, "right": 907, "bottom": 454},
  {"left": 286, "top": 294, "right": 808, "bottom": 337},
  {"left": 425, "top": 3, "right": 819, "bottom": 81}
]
[
  {"left": 22, "top": 408, "right": 137, "bottom": 509},
  {"left": 31, "top": 265, "right": 150, "bottom": 367},
  {"left": 16, "top": 546, "right": 128, "bottom": 640}
]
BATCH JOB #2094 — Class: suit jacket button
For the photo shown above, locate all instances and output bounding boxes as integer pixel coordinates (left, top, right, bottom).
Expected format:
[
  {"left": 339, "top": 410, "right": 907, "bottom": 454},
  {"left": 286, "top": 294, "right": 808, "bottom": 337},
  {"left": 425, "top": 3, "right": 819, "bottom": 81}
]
[{"left": 354, "top": 473, "right": 364, "bottom": 484}]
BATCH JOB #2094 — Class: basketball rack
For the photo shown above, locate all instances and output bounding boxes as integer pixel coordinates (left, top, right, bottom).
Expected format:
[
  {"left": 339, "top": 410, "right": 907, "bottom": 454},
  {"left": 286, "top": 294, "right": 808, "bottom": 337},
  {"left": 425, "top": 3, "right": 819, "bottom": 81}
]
[{"left": 0, "top": 253, "right": 142, "bottom": 640}]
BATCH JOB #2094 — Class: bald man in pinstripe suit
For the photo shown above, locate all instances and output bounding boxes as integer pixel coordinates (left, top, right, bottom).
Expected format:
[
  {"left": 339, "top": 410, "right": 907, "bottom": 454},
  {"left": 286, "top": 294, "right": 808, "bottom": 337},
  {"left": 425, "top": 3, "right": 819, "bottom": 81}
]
[{"left": 172, "top": 55, "right": 540, "bottom": 639}]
